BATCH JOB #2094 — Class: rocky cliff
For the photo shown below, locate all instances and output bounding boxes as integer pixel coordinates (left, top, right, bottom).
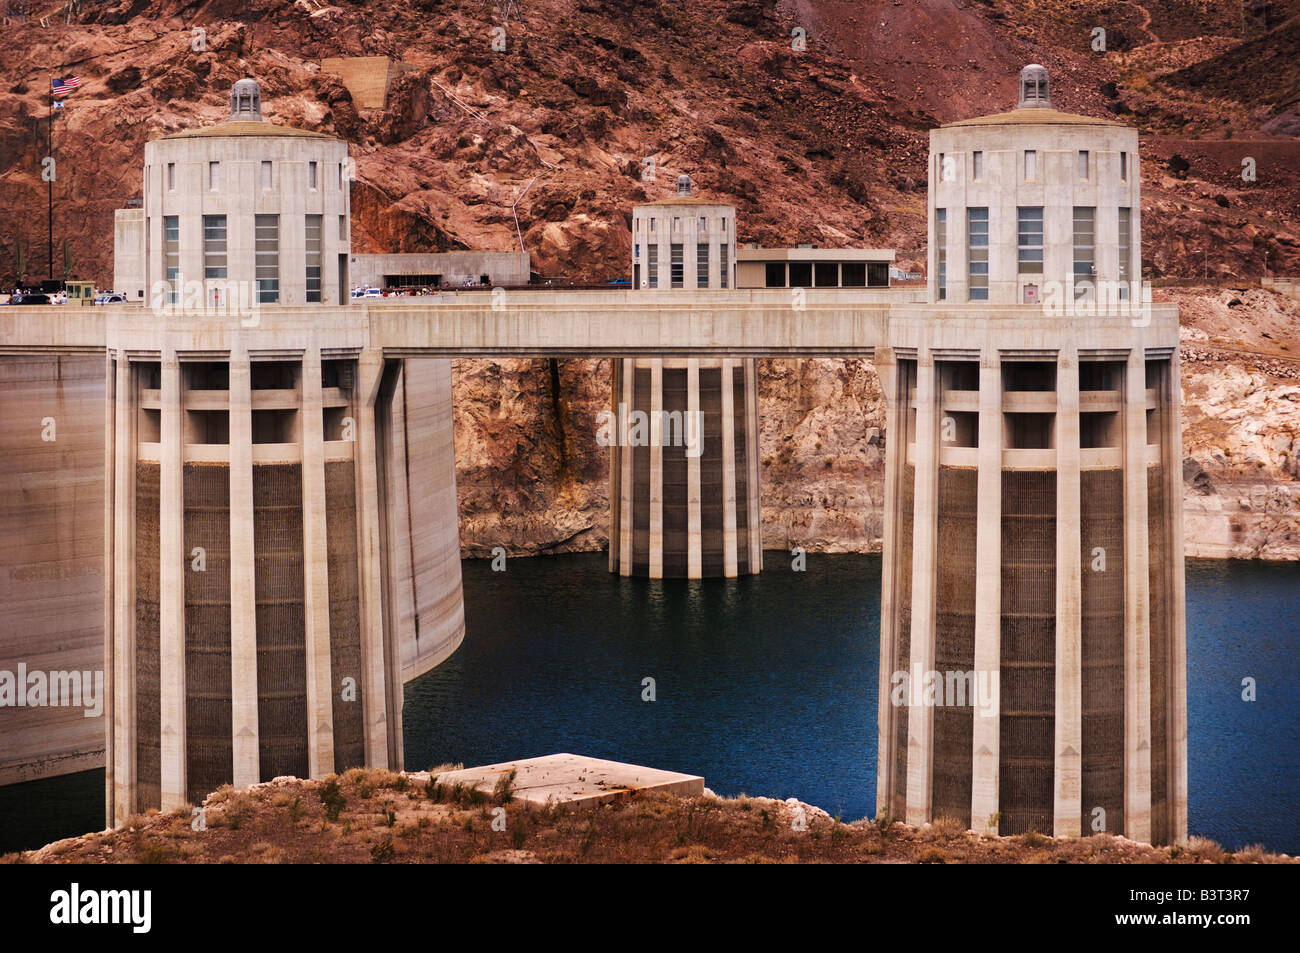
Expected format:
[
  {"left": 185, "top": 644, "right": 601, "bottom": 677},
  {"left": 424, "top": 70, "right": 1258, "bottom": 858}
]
[{"left": 0, "top": 0, "right": 1296, "bottom": 558}]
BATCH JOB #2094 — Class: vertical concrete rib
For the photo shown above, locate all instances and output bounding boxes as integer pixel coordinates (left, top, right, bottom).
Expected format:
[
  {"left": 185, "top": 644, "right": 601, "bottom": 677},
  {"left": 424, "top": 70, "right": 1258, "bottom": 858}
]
[
  {"left": 227, "top": 349, "right": 259, "bottom": 788},
  {"left": 721, "top": 359, "right": 739, "bottom": 577},
  {"left": 619, "top": 361, "right": 634, "bottom": 576},
  {"left": 355, "top": 350, "right": 390, "bottom": 768},
  {"left": 905, "top": 348, "right": 938, "bottom": 826},
  {"left": 300, "top": 347, "right": 336, "bottom": 777},
  {"left": 1054, "top": 346, "right": 1083, "bottom": 837},
  {"left": 158, "top": 351, "right": 186, "bottom": 809},
  {"left": 1165, "top": 347, "right": 1189, "bottom": 843},
  {"left": 970, "top": 350, "right": 1002, "bottom": 834},
  {"left": 1123, "top": 349, "right": 1152, "bottom": 842},
  {"left": 103, "top": 351, "right": 116, "bottom": 824},
  {"left": 649, "top": 361, "right": 664, "bottom": 579},
  {"left": 112, "top": 354, "right": 137, "bottom": 822},
  {"left": 687, "top": 359, "right": 702, "bottom": 578},
  {"left": 746, "top": 359, "right": 762, "bottom": 572},
  {"left": 875, "top": 350, "right": 901, "bottom": 818}
]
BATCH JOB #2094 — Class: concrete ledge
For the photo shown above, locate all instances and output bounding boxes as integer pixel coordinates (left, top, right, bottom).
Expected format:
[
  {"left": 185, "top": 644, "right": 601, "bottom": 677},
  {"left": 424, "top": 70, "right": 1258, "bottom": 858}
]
[{"left": 421, "top": 753, "right": 705, "bottom": 809}]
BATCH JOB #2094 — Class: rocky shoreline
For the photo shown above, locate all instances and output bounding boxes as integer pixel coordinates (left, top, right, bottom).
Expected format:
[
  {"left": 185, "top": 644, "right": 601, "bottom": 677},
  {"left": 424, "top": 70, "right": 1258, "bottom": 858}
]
[{"left": 9, "top": 769, "right": 1292, "bottom": 864}]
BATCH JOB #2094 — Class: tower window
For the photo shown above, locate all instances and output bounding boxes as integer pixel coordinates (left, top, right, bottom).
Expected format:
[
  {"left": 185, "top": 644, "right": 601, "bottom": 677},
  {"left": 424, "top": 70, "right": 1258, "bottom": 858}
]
[
  {"left": 972, "top": 151, "right": 983, "bottom": 180},
  {"left": 1118, "top": 207, "right": 1132, "bottom": 293},
  {"left": 647, "top": 245, "right": 658, "bottom": 288},
  {"left": 968, "top": 207, "right": 989, "bottom": 301},
  {"left": 203, "top": 215, "right": 227, "bottom": 280},
  {"left": 261, "top": 160, "right": 273, "bottom": 190},
  {"left": 255, "top": 214, "right": 279, "bottom": 303},
  {"left": 699, "top": 216, "right": 707, "bottom": 231},
  {"left": 1017, "top": 207, "right": 1043, "bottom": 274},
  {"left": 208, "top": 161, "right": 220, "bottom": 191},
  {"left": 697, "top": 242, "right": 709, "bottom": 288},
  {"left": 1120, "top": 151, "right": 1128, "bottom": 181},
  {"left": 1078, "top": 150, "right": 1089, "bottom": 180},
  {"left": 309, "top": 161, "right": 318, "bottom": 189},
  {"left": 163, "top": 216, "right": 179, "bottom": 304},
  {"left": 305, "top": 214, "right": 322, "bottom": 303},
  {"left": 166, "top": 162, "right": 175, "bottom": 191},
  {"left": 1073, "top": 206, "right": 1095, "bottom": 300},
  {"left": 936, "top": 209, "right": 947, "bottom": 300},
  {"left": 1024, "top": 150, "right": 1037, "bottom": 181},
  {"left": 720, "top": 243, "right": 728, "bottom": 288},
  {"left": 670, "top": 243, "right": 684, "bottom": 288}
]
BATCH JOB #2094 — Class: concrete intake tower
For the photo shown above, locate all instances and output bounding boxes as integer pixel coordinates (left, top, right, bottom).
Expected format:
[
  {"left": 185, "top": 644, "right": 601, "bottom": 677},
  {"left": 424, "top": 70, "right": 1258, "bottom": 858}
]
[
  {"left": 102, "top": 81, "right": 465, "bottom": 822},
  {"left": 612, "top": 177, "right": 762, "bottom": 578},
  {"left": 876, "top": 66, "right": 1187, "bottom": 844}
]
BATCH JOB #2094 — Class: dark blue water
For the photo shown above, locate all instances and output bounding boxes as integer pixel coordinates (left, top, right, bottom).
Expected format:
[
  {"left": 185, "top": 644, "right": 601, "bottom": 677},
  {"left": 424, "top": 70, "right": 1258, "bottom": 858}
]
[
  {"left": 405, "top": 552, "right": 880, "bottom": 824},
  {"left": 1185, "top": 559, "right": 1300, "bottom": 853},
  {"left": 405, "top": 553, "right": 1300, "bottom": 854},
  {"left": 2, "top": 554, "right": 1296, "bottom": 854}
]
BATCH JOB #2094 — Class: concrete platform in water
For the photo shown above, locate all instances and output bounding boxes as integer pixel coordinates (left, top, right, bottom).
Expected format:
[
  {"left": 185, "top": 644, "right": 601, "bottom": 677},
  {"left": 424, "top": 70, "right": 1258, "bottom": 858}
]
[{"left": 417, "top": 753, "right": 705, "bottom": 808}]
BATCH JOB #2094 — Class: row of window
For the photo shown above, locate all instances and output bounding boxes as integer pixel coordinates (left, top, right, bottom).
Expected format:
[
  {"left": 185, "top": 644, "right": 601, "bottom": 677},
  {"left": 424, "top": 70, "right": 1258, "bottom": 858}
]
[
  {"left": 762, "top": 261, "right": 889, "bottom": 288},
  {"left": 643, "top": 243, "right": 730, "bottom": 288},
  {"left": 936, "top": 206, "right": 1131, "bottom": 301},
  {"left": 160, "top": 213, "right": 337, "bottom": 303},
  {"left": 163, "top": 160, "right": 344, "bottom": 192},
  {"left": 638, "top": 216, "right": 729, "bottom": 234},
  {"left": 938, "top": 149, "right": 1129, "bottom": 183}
]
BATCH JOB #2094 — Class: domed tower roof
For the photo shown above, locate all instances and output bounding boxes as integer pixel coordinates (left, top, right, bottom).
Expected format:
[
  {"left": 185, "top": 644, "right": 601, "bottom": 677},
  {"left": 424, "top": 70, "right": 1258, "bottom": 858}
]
[
  {"left": 1018, "top": 64, "right": 1050, "bottom": 109},
  {"left": 940, "top": 64, "right": 1125, "bottom": 128},
  {"left": 156, "top": 78, "right": 335, "bottom": 141},
  {"left": 229, "top": 78, "right": 263, "bottom": 121}
]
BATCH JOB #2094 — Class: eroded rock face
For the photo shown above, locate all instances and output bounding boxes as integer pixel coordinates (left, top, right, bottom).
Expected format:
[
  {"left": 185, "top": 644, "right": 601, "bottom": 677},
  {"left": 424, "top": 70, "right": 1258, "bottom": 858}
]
[
  {"left": 1181, "top": 361, "right": 1300, "bottom": 559},
  {"left": 451, "top": 356, "right": 890, "bottom": 558}
]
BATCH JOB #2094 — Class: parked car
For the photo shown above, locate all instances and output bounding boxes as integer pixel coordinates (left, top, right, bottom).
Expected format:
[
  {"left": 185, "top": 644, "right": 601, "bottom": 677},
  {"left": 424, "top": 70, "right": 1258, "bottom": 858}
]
[
  {"left": 362, "top": 287, "right": 382, "bottom": 298},
  {"left": 10, "top": 293, "right": 52, "bottom": 305},
  {"left": 94, "top": 293, "right": 128, "bottom": 304}
]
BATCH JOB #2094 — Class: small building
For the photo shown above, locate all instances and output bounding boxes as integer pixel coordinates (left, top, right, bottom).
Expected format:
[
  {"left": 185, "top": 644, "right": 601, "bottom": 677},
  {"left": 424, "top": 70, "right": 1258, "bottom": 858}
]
[
  {"left": 115, "top": 77, "right": 352, "bottom": 309},
  {"left": 631, "top": 177, "right": 736, "bottom": 290},
  {"left": 735, "top": 246, "right": 895, "bottom": 289},
  {"left": 348, "top": 251, "right": 531, "bottom": 290}
]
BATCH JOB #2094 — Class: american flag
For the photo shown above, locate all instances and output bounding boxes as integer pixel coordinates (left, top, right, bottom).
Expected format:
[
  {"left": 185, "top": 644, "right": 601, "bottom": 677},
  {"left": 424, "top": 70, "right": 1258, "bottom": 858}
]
[{"left": 51, "top": 76, "right": 80, "bottom": 96}]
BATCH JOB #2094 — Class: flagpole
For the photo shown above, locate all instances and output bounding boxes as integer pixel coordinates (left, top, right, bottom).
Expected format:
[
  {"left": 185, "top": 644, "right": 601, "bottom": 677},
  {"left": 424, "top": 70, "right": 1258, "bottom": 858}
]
[{"left": 48, "top": 79, "right": 53, "bottom": 281}]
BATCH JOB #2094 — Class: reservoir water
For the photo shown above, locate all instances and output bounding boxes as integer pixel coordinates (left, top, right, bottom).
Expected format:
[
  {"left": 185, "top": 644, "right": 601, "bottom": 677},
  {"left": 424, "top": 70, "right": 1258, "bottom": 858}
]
[{"left": 3, "top": 554, "right": 1296, "bottom": 855}]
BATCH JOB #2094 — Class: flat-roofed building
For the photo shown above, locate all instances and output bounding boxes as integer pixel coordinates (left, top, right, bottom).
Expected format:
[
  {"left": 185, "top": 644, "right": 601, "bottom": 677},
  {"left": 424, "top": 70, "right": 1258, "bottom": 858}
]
[
  {"left": 349, "top": 251, "right": 530, "bottom": 290},
  {"left": 736, "top": 247, "right": 895, "bottom": 289}
]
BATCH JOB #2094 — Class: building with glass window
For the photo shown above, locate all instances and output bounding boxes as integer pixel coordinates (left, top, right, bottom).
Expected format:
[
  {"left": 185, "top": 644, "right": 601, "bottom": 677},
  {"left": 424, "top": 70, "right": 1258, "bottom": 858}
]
[
  {"left": 118, "top": 78, "right": 353, "bottom": 308},
  {"left": 877, "top": 65, "right": 1186, "bottom": 846},
  {"left": 735, "top": 246, "right": 895, "bottom": 289},
  {"left": 927, "top": 64, "right": 1140, "bottom": 306},
  {"left": 610, "top": 180, "right": 762, "bottom": 578}
]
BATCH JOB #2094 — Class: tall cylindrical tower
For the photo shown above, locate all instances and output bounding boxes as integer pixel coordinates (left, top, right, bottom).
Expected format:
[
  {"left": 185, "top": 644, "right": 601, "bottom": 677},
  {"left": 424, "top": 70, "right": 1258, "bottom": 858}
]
[
  {"left": 877, "top": 66, "right": 1186, "bottom": 846},
  {"left": 103, "top": 82, "right": 465, "bottom": 823},
  {"left": 611, "top": 179, "right": 762, "bottom": 577}
]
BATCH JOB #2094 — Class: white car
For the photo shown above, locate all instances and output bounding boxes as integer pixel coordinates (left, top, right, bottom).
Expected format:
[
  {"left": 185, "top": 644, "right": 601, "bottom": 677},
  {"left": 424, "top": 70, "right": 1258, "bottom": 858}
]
[{"left": 362, "top": 288, "right": 382, "bottom": 298}]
